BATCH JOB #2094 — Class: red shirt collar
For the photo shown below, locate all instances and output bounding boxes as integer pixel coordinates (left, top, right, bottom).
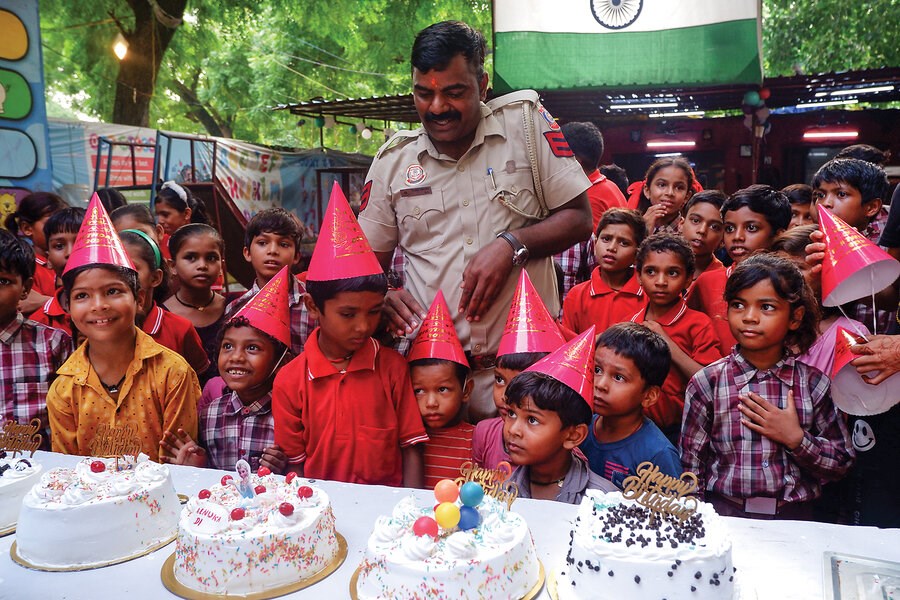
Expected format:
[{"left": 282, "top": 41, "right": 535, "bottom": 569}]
[
  {"left": 630, "top": 298, "right": 688, "bottom": 327},
  {"left": 43, "top": 289, "right": 67, "bottom": 317},
  {"left": 141, "top": 302, "right": 164, "bottom": 335},
  {"left": 305, "top": 329, "right": 378, "bottom": 379},
  {"left": 589, "top": 268, "right": 643, "bottom": 297},
  {"left": 587, "top": 169, "right": 608, "bottom": 185}
]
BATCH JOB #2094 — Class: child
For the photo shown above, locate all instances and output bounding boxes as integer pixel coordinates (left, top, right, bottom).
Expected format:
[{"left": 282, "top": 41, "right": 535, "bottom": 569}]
[
  {"left": 154, "top": 180, "right": 209, "bottom": 235},
  {"left": 227, "top": 207, "right": 316, "bottom": 357},
  {"left": 163, "top": 224, "right": 227, "bottom": 386},
  {"left": 689, "top": 185, "right": 790, "bottom": 354},
  {"left": 408, "top": 291, "right": 475, "bottom": 488},
  {"left": 5, "top": 192, "right": 68, "bottom": 311},
  {"left": 679, "top": 190, "right": 726, "bottom": 295},
  {"left": 635, "top": 157, "right": 695, "bottom": 233},
  {"left": 160, "top": 267, "right": 292, "bottom": 472},
  {"left": 783, "top": 184, "right": 815, "bottom": 229},
  {"left": 111, "top": 204, "right": 165, "bottom": 246},
  {"left": 119, "top": 230, "right": 210, "bottom": 378},
  {"left": 562, "top": 208, "right": 647, "bottom": 334},
  {"left": 681, "top": 253, "right": 854, "bottom": 520},
  {"left": 272, "top": 186, "right": 427, "bottom": 486},
  {"left": 504, "top": 327, "right": 617, "bottom": 503},
  {"left": 811, "top": 158, "right": 894, "bottom": 334},
  {"left": 29, "top": 207, "right": 85, "bottom": 337},
  {"left": 474, "top": 270, "right": 565, "bottom": 469},
  {"left": 96, "top": 187, "right": 127, "bottom": 214},
  {"left": 0, "top": 229, "right": 72, "bottom": 449},
  {"left": 46, "top": 194, "right": 200, "bottom": 462},
  {"left": 581, "top": 323, "right": 681, "bottom": 487},
  {"left": 632, "top": 234, "right": 721, "bottom": 442}
]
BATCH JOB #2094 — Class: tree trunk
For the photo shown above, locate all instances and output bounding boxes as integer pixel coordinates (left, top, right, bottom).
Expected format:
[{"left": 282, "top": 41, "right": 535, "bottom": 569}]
[
  {"left": 112, "top": 0, "right": 187, "bottom": 126},
  {"left": 171, "top": 78, "right": 234, "bottom": 138}
]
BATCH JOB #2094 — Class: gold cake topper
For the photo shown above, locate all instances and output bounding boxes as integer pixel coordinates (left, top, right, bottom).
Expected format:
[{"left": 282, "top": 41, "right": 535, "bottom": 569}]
[
  {"left": 455, "top": 460, "right": 519, "bottom": 510},
  {"left": 0, "top": 419, "right": 42, "bottom": 457},
  {"left": 90, "top": 424, "right": 142, "bottom": 469},
  {"left": 621, "top": 461, "right": 699, "bottom": 522}
]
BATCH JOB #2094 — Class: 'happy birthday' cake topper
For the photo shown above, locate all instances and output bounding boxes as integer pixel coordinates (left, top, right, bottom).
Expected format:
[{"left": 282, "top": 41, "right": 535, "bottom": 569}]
[
  {"left": 90, "top": 424, "right": 142, "bottom": 469},
  {"left": 621, "top": 462, "right": 699, "bottom": 522},
  {"left": 455, "top": 461, "right": 519, "bottom": 510},
  {"left": 0, "top": 419, "right": 42, "bottom": 458}
]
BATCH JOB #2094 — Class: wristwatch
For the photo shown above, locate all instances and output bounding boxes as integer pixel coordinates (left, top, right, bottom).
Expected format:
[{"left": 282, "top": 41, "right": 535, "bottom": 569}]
[{"left": 497, "top": 231, "right": 529, "bottom": 265}]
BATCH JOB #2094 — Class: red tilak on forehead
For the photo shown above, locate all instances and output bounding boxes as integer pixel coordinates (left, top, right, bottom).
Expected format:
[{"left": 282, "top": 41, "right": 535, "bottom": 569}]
[{"left": 431, "top": 77, "right": 438, "bottom": 87}]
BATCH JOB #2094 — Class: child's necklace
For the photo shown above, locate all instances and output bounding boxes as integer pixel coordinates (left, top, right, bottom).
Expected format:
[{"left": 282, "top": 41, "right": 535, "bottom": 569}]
[
  {"left": 174, "top": 291, "right": 215, "bottom": 312},
  {"left": 100, "top": 374, "right": 127, "bottom": 395},
  {"left": 531, "top": 476, "right": 565, "bottom": 488}
]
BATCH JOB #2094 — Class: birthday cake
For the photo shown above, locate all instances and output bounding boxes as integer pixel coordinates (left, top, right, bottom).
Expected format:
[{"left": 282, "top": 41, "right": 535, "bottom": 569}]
[
  {"left": 0, "top": 452, "right": 42, "bottom": 532},
  {"left": 15, "top": 454, "right": 181, "bottom": 569},
  {"left": 173, "top": 468, "right": 340, "bottom": 595},
  {"left": 355, "top": 473, "right": 541, "bottom": 599},
  {"left": 558, "top": 486, "right": 734, "bottom": 600}
]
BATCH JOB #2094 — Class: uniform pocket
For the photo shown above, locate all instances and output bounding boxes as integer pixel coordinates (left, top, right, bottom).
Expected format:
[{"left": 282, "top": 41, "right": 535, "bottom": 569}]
[
  {"left": 484, "top": 166, "right": 542, "bottom": 232},
  {"left": 397, "top": 189, "right": 447, "bottom": 253}
]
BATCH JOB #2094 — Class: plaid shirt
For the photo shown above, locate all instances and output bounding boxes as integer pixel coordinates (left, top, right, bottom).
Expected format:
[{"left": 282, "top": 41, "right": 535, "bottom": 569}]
[
  {"left": 199, "top": 379, "right": 275, "bottom": 472},
  {"left": 226, "top": 277, "right": 316, "bottom": 357},
  {"left": 0, "top": 313, "right": 72, "bottom": 448},
  {"left": 681, "top": 350, "right": 854, "bottom": 503},
  {"left": 554, "top": 237, "right": 596, "bottom": 307}
]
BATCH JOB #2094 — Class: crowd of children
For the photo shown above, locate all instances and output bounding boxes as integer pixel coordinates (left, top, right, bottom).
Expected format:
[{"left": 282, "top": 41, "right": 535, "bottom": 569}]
[{"left": 1, "top": 144, "right": 898, "bottom": 529}]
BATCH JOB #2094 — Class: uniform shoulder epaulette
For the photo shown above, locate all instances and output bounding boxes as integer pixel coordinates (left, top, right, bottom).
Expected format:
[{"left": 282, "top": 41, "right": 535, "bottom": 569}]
[
  {"left": 486, "top": 89, "right": 540, "bottom": 112},
  {"left": 375, "top": 128, "right": 420, "bottom": 159}
]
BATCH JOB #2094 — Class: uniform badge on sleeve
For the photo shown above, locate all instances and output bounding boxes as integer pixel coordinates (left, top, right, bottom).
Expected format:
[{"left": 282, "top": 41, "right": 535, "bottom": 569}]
[
  {"left": 538, "top": 104, "right": 560, "bottom": 130},
  {"left": 405, "top": 164, "right": 427, "bottom": 185},
  {"left": 543, "top": 131, "right": 573, "bottom": 157},
  {"left": 359, "top": 180, "right": 372, "bottom": 212}
]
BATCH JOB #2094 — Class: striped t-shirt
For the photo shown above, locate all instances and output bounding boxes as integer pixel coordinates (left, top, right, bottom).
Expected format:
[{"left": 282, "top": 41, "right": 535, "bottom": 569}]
[{"left": 423, "top": 422, "right": 475, "bottom": 488}]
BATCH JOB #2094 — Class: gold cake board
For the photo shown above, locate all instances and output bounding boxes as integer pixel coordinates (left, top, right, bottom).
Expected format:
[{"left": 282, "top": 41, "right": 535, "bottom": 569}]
[
  {"left": 0, "top": 523, "right": 16, "bottom": 538},
  {"left": 161, "top": 532, "right": 348, "bottom": 600},
  {"left": 349, "top": 559, "right": 545, "bottom": 599},
  {"left": 10, "top": 533, "right": 176, "bottom": 572}
]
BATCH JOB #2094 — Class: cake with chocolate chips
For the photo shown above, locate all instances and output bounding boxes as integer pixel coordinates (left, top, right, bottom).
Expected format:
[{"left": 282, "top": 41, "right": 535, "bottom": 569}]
[{"left": 557, "top": 490, "right": 735, "bottom": 600}]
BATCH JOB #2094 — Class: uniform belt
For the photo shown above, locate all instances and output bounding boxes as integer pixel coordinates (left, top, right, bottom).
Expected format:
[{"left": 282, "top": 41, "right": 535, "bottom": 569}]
[
  {"left": 468, "top": 353, "right": 498, "bottom": 371},
  {"left": 711, "top": 492, "right": 790, "bottom": 515}
]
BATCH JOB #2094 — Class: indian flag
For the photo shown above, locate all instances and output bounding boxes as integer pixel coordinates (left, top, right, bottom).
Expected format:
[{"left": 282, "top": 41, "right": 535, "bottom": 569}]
[{"left": 493, "top": 0, "right": 762, "bottom": 91}]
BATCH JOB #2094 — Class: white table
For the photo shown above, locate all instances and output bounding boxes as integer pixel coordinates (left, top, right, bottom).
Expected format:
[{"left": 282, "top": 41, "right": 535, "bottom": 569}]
[{"left": 1, "top": 452, "right": 898, "bottom": 599}]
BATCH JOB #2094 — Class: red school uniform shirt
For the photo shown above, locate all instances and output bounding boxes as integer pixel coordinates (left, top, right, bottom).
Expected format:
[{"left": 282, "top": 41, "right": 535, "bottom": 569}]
[
  {"left": 586, "top": 169, "right": 627, "bottom": 232},
  {"left": 686, "top": 265, "right": 735, "bottom": 355},
  {"left": 143, "top": 302, "right": 210, "bottom": 375},
  {"left": 272, "top": 329, "right": 428, "bottom": 486},
  {"left": 423, "top": 422, "right": 475, "bottom": 489},
  {"left": 29, "top": 288, "right": 73, "bottom": 337},
  {"left": 562, "top": 267, "right": 646, "bottom": 334},
  {"left": 629, "top": 300, "right": 722, "bottom": 430},
  {"left": 32, "top": 255, "right": 57, "bottom": 296}
]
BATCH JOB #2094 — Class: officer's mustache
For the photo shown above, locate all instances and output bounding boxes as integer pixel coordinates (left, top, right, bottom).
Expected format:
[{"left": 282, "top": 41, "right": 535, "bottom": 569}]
[{"left": 425, "top": 110, "right": 461, "bottom": 122}]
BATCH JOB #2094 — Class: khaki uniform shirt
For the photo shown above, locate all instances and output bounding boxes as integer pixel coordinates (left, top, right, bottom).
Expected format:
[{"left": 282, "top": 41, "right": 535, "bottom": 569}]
[{"left": 359, "top": 90, "right": 590, "bottom": 359}]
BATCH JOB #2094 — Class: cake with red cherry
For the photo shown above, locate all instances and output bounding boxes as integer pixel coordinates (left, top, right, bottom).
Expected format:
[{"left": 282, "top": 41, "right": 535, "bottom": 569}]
[{"left": 172, "top": 468, "right": 340, "bottom": 595}]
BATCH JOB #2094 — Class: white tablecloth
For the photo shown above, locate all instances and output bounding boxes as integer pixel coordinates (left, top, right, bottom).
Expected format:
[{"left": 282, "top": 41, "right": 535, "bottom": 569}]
[{"left": 1, "top": 451, "right": 898, "bottom": 600}]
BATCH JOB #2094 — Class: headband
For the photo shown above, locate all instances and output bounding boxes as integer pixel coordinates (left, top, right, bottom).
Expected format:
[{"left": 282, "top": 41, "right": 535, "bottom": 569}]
[
  {"left": 160, "top": 180, "right": 188, "bottom": 203},
  {"left": 121, "top": 229, "right": 162, "bottom": 270}
]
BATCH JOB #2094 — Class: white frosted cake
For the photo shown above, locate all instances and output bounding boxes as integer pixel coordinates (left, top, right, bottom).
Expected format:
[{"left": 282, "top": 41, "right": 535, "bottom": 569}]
[
  {"left": 355, "top": 494, "right": 540, "bottom": 599},
  {"left": 173, "top": 470, "right": 339, "bottom": 595},
  {"left": 15, "top": 454, "right": 180, "bottom": 569},
  {"left": 558, "top": 491, "right": 734, "bottom": 600},
  {"left": 0, "top": 452, "right": 42, "bottom": 531}
]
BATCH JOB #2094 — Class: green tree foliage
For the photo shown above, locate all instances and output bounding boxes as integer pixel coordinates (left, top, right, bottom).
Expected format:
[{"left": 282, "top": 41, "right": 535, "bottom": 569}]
[
  {"left": 762, "top": 0, "right": 900, "bottom": 76},
  {"left": 40, "top": 1, "right": 896, "bottom": 148}
]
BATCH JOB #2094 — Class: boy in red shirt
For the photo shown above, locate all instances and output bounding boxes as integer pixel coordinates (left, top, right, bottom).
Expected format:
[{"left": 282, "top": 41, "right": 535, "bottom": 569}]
[
  {"left": 631, "top": 233, "right": 721, "bottom": 443},
  {"left": 273, "top": 185, "right": 427, "bottom": 486},
  {"left": 680, "top": 191, "right": 726, "bottom": 298},
  {"left": 30, "top": 207, "right": 85, "bottom": 338},
  {"left": 688, "top": 185, "right": 790, "bottom": 354},
  {"left": 408, "top": 291, "right": 475, "bottom": 488},
  {"left": 562, "top": 208, "right": 647, "bottom": 334}
]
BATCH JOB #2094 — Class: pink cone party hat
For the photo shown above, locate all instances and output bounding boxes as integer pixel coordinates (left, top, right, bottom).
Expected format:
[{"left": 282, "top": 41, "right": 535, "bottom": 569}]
[
  {"left": 524, "top": 326, "right": 596, "bottom": 407},
  {"left": 830, "top": 325, "right": 900, "bottom": 416},
  {"left": 407, "top": 290, "right": 468, "bottom": 366},
  {"left": 498, "top": 269, "right": 565, "bottom": 356},
  {"left": 228, "top": 266, "right": 292, "bottom": 347},
  {"left": 63, "top": 193, "right": 135, "bottom": 275},
  {"left": 307, "top": 182, "right": 383, "bottom": 282},
  {"left": 818, "top": 205, "right": 900, "bottom": 307}
]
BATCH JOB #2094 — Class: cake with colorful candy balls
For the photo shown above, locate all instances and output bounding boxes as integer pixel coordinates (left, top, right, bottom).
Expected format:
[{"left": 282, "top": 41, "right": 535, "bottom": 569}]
[
  {"left": 355, "top": 477, "right": 541, "bottom": 599},
  {"left": 173, "top": 466, "right": 340, "bottom": 595},
  {"left": 0, "top": 451, "right": 42, "bottom": 531},
  {"left": 15, "top": 454, "right": 180, "bottom": 569}
]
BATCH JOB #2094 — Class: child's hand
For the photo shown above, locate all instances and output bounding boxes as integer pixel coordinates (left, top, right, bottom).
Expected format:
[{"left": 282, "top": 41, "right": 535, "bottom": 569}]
[
  {"left": 804, "top": 229, "right": 826, "bottom": 275},
  {"left": 160, "top": 428, "right": 208, "bottom": 468},
  {"left": 643, "top": 204, "right": 669, "bottom": 231},
  {"left": 738, "top": 390, "right": 804, "bottom": 450},
  {"left": 642, "top": 320, "right": 673, "bottom": 345},
  {"left": 850, "top": 334, "right": 900, "bottom": 384},
  {"left": 260, "top": 446, "right": 287, "bottom": 474}
]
